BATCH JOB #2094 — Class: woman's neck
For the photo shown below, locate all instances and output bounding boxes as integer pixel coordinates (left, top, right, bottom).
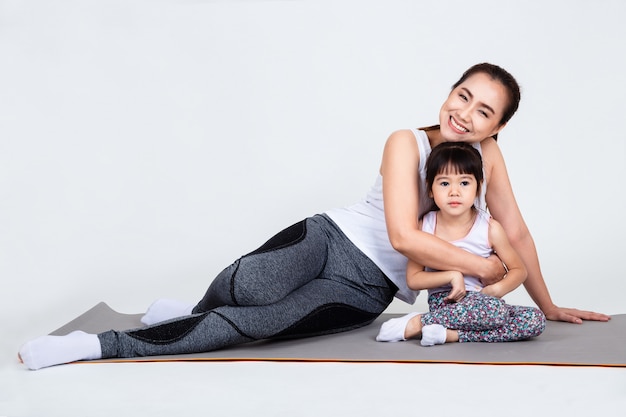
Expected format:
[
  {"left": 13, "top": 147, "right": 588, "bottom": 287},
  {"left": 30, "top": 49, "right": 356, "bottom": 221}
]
[{"left": 421, "top": 126, "right": 444, "bottom": 148}]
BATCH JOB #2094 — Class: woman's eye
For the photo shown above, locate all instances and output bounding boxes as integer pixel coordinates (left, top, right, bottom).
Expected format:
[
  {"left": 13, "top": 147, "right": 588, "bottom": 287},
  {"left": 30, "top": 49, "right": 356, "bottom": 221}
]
[
  {"left": 459, "top": 94, "right": 468, "bottom": 101},
  {"left": 479, "top": 110, "right": 488, "bottom": 118}
]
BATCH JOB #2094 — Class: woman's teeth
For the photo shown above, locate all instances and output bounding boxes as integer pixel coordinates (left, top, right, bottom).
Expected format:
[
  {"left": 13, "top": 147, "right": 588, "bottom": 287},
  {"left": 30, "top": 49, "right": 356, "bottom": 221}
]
[{"left": 451, "top": 117, "right": 469, "bottom": 132}]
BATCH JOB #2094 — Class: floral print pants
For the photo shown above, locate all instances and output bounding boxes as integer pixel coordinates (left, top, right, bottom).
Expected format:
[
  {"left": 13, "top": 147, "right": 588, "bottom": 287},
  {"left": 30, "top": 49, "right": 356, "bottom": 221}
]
[{"left": 422, "top": 291, "right": 546, "bottom": 342}]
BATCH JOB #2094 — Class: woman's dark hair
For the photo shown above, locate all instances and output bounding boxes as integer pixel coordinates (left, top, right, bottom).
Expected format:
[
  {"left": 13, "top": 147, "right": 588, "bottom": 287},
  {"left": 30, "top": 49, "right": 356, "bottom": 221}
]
[
  {"left": 452, "top": 62, "right": 521, "bottom": 126},
  {"left": 425, "top": 141, "right": 484, "bottom": 203}
]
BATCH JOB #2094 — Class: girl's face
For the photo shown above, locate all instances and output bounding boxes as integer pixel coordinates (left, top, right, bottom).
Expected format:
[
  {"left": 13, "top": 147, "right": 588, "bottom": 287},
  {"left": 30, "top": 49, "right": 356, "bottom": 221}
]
[
  {"left": 430, "top": 169, "right": 479, "bottom": 216},
  {"left": 439, "top": 72, "right": 509, "bottom": 143}
]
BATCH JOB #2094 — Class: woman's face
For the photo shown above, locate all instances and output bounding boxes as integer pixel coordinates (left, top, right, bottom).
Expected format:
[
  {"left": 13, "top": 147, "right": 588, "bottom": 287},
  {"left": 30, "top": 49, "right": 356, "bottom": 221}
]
[{"left": 439, "top": 72, "right": 509, "bottom": 143}]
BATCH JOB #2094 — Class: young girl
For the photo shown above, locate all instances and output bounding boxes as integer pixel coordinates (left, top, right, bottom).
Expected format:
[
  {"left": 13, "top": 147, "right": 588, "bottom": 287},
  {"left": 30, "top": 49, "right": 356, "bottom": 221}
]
[{"left": 377, "top": 141, "right": 545, "bottom": 346}]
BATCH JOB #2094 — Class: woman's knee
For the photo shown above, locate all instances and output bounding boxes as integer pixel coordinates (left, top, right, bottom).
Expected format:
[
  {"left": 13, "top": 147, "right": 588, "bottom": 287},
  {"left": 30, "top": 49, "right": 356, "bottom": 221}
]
[
  {"left": 220, "top": 219, "right": 321, "bottom": 306},
  {"left": 246, "top": 219, "right": 308, "bottom": 256}
]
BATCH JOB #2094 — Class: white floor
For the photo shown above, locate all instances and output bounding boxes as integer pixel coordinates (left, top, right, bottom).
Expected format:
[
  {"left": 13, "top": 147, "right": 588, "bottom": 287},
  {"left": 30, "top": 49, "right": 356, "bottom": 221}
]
[
  {"left": 4, "top": 299, "right": 625, "bottom": 416},
  {"left": 3, "top": 358, "right": 626, "bottom": 416}
]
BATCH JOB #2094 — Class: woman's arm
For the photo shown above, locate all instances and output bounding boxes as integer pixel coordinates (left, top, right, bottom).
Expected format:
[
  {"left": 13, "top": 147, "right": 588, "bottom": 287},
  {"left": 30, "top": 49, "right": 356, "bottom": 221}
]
[
  {"left": 481, "top": 218, "right": 527, "bottom": 298},
  {"left": 481, "top": 138, "right": 610, "bottom": 323},
  {"left": 381, "top": 130, "right": 505, "bottom": 282}
]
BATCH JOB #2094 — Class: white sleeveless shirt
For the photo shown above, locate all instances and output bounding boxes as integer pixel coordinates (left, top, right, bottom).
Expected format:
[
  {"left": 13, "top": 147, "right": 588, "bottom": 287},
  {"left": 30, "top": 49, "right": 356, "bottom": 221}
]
[{"left": 325, "top": 128, "right": 486, "bottom": 304}]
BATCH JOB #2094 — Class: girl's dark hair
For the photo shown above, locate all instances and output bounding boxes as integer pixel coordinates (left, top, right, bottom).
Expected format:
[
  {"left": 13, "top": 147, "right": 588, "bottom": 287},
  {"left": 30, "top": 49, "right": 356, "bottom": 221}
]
[
  {"left": 425, "top": 141, "right": 484, "bottom": 202},
  {"left": 452, "top": 62, "right": 521, "bottom": 126}
]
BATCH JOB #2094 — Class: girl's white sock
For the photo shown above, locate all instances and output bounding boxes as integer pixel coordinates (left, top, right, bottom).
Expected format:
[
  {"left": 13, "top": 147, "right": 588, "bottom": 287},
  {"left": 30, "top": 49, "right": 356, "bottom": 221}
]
[
  {"left": 19, "top": 331, "right": 102, "bottom": 370},
  {"left": 420, "top": 324, "right": 447, "bottom": 346},
  {"left": 376, "top": 312, "right": 420, "bottom": 342},
  {"left": 141, "top": 298, "right": 194, "bottom": 325}
]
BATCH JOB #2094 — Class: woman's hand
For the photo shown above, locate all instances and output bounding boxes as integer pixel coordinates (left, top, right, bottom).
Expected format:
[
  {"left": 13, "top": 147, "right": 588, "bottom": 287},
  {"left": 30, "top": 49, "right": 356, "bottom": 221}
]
[
  {"left": 479, "top": 254, "right": 507, "bottom": 286},
  {"left": 542, "top": 305, "right": 611, "bottom": 324}
]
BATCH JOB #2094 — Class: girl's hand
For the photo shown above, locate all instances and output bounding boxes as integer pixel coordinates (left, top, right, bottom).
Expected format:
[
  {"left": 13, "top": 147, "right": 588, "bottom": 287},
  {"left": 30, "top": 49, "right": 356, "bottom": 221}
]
[
  {"left": 480, "top": 283, "right": 504, "bottom": 299},
  {"left": 445, "top": 272, "right": 466, "bottom": 303}
]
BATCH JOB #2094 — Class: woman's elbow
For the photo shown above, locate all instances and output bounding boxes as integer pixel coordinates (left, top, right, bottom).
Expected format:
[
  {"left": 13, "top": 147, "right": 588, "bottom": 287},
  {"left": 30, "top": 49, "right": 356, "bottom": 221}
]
[
  {"left": 388, "top": 229, "right": 412, "bottom": 254},
  {"left": 407, "top": 279, "right": 422, "bottom": 291},
  {"left": 504, "top": 222, "right": 531, "bottom": 249}
]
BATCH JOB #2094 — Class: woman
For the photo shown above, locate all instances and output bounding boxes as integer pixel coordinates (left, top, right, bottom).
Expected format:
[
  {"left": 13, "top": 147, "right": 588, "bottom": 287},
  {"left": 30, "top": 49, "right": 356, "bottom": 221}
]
[{"left": 19, "top": 63, "right": 609, "bottom": 370}]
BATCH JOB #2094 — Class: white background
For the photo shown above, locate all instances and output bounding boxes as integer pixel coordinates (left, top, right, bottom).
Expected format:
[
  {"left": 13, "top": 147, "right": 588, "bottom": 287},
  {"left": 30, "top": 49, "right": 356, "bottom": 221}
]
[{"left": 1, "top": 1, "right": 625, "bottom": 416}]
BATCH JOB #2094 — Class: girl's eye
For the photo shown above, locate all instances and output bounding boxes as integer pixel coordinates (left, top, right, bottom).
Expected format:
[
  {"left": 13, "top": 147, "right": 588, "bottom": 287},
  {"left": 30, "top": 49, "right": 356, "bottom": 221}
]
[
  {"left": 461, "top": 181, "right": 470, "bottom": 186},
  {"left": 439, "top": 181, "right": 449, "bottom": 187},
  {"left": 459, "top": 94, "right": 468, "bottom": 102}
]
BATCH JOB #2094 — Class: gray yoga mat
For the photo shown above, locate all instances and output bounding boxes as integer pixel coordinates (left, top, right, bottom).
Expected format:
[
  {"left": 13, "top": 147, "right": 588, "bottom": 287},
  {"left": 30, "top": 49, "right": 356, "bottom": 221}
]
[{"left": 51, "top": 302, "right": 625, "bottom": 367}]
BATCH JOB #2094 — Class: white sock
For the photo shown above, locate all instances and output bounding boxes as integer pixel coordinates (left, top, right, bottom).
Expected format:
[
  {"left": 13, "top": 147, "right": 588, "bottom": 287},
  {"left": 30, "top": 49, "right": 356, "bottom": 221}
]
[
  {"left": 19, "top": 331, "right": 102, "bottom": 370},
  {"left": 141, "top": 298, "right": 195, "bottom": 325},
  {"left": 420, "top": 324, "right": 447, "bottom": 347},
  {"left": 376, "top": 312, "right": 421, "bottom": 342}
]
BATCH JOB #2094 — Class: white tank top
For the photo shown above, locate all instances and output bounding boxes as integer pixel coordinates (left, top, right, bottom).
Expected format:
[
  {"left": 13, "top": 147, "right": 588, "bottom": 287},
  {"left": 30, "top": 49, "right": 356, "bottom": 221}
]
[
  {"left": 325, "top": 128, "right": 486, "bottom": 304},
  {"left": 421, "top": 209, "right": 492, "bottom": 295}
]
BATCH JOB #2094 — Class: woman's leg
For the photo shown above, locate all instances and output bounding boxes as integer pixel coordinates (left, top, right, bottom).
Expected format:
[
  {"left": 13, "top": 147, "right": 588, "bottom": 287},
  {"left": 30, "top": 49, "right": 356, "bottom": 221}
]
[
  {"left": 194, "top": 217, "right": 329, "bottom": 310},
  {"left": 142, "top": 217, "right": 332, "bottom": 325},
  {"left": 141, "top": 216, "right": 328, "bottom": 325},
  {"left": 20, "top": 215, "right": 396, "bottom": 368},
  {"left": 100, "top": 275, "right": 394, "bottom": 358},
  {"left": 100, "top": 216, "right": 395, "bottom": 358}
]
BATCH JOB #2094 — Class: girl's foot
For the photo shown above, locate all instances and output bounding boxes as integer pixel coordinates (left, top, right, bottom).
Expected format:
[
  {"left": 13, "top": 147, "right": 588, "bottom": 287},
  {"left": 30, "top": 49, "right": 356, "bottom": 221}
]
[
  {"left": 376, "top": 312, "right": 422, "bottom": 342},
  {"left": 420, "top": 324, "right": 447, "bottom": 346}
]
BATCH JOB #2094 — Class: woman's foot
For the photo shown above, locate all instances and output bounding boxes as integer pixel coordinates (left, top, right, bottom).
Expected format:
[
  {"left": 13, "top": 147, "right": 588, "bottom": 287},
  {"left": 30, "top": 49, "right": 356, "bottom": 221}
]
[
  {"left": 141, "top": 298, "right": 195, "bottom": 325},
  {"left": 376, "top": 312, "right": 422, "bottom": 342},
  {"left": 19, "top": 331, "right": 102, "bottom": 370}
]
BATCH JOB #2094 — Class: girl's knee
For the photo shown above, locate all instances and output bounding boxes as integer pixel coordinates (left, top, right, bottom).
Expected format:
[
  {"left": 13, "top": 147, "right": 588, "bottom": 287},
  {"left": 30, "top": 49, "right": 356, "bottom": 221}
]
[
  {"left": 528, "top": 307, "right": 547, "bottom": 337},
  {"left": 473, "top": 295, "right": 508, "bottom": 325}
]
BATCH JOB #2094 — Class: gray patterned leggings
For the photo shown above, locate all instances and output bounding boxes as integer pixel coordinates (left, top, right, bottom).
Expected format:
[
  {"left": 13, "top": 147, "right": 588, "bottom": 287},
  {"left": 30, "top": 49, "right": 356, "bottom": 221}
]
[
  {"left": 98, "top": 214, "right": 397, "bottom": 358},
  {"left": 422, "top": 291, "right": 546, "bottom": 342}
]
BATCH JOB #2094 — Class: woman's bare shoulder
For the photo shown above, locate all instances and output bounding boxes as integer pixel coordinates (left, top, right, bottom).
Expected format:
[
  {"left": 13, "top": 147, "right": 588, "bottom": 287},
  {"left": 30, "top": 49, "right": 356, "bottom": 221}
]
[
  {"left": 479, "top": 136, "right": 498, "bottom": 148},
  {"left": 382, "top": 129, "right": 419, "bottom": 155},
  {"left": 381, "top": 129, "right": 421, "bottom": 173},
  {"left": 387, "top": 128, "right": 417, "bottom": 141},
  {"left": 479, "top": 137, "right": 504, "bottom": 157}
]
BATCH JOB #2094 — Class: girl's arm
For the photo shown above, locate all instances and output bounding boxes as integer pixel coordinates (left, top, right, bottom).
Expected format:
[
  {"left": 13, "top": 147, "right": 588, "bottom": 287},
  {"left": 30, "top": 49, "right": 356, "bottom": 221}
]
[
  {"left": 381, "top": 130, "right": 504, "bottom": 283},
  {"left": 481, "top": 218, "right": 527, "bottom": 299},
  {"left": 481, "top": 138, "right": 610, "bottom": 323},
  {"left": 406, "top": 259, "right": 466, "bottom": 303}
]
